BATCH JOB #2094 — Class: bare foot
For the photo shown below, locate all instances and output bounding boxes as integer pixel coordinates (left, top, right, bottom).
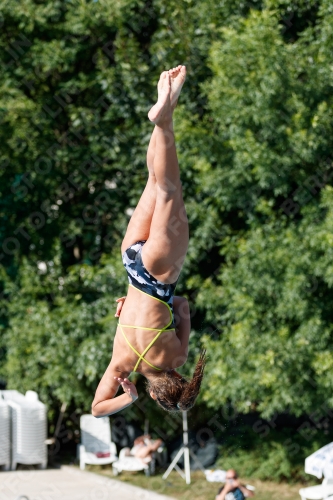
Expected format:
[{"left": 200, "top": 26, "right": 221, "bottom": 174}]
[
  {"left": 148, "top": 71, "right": 172, "bottom": 124},
  {"left": 168, "top": 65, "right": 186, "bottom": 109}
]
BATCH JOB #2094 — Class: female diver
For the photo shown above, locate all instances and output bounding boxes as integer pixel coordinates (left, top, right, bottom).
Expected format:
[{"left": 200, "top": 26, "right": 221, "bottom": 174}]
[{"left": 91, "top": 65, "right": 206, "bottom": 416}]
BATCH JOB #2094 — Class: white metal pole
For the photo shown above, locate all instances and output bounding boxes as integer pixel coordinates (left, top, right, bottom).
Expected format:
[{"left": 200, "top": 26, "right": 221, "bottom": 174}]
[
  {"left": 144, "top": 418, "right": 149, "bottom": 436},
  {"left": 162, "top": 411, "right": 193, "bottom": 484},
  {"left": 184, "top": 444, "right": 191, "bottom": 484},
  {"left": 182, "top": 411, "right": 191, "bottom": 484},
  {"left": 162, "top": 446, "right": 185, "bottom": 480},
  {"left": 183, "top": 411, "right": 188, "bottom": 445}
]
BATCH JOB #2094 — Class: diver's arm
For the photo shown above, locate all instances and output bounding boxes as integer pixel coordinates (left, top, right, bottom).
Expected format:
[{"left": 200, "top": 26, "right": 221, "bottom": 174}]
[
  {"left": 91, "top": 365, "right": 137, "bottom": 417},
  {"left": 173, "top": 296, "right": 191, "bottom": 355},
  {"left": 92, "top": 392, "right": 136, "bottom": 417}
]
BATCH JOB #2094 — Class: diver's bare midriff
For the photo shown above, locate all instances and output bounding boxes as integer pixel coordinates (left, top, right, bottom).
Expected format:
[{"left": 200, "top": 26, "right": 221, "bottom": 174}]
[{"left": 112, "top": 285, "right": 182, "bottom": 373}]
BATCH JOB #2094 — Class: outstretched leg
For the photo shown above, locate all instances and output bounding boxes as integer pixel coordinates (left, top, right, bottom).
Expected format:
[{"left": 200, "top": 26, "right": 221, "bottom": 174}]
[
  {"left": 121, "top": 66, "right": 186, "bottom": 256},
  {"left": 142, "top": 67, "right": 189, "bottom": 284},
  {"left": 121, "top": 126, "right": 159, "bottom": 254}
]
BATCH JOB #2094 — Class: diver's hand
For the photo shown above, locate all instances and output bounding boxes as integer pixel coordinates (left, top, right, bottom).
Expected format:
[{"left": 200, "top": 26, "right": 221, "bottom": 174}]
[
  {"left": 114, "top": 377, "right": 138, "bottom": 401},
  {"left": 223, "top": 481, "right": 235, "bottom": 493},
  {"left": 115, "top": 296, "right": 126, "bottom": 317}
]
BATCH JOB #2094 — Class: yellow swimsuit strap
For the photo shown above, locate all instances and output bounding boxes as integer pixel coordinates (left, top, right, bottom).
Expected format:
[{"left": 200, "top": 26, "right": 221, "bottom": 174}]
[{"left": 118, "top": 284, "right": 174, "bottom": 372}]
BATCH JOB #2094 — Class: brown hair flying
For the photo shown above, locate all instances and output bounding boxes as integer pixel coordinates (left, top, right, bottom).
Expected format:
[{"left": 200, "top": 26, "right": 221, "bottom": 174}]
[{"left": 146, "top": 349, "right": 207, "bottom": 412}]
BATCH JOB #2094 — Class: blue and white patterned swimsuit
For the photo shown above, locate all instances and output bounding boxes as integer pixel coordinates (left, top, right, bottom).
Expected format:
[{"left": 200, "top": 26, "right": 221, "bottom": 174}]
[
  {"left": 217, "top": 489, "right": 244, "bottom": 500},
  {"left": 225, "top": 490, "right": 245, "bottom": 500},
  {"left": 122, "top": 240, "right": 178, "bottom": 328}
]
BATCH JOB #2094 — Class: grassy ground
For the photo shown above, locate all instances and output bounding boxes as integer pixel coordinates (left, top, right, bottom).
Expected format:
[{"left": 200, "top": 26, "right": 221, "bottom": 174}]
[{"left": 86, "top": 466, "right": 306, "bottom": 500}]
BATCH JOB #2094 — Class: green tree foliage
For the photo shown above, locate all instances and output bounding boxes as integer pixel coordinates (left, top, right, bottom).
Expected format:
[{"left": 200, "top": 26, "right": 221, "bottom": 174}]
[
  {"left": 198, "top": 1, "right": 333, "bottom": 417},
  {"left": 0, "top": 0, "right": 333, "bottom": 435}
]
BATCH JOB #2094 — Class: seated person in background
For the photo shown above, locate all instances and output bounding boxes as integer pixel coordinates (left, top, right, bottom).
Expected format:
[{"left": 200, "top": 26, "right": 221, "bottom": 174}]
[
  {"left": 130, "top": 434, "right": 163, "bottom": 464},
  {"left": 216, "top": 469, "right": 255, "bottom": 500}
]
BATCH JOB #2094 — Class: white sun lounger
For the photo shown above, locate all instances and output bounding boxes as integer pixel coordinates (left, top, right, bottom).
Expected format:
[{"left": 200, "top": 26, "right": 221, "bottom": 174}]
[
  {"left": 299, "top": 478, "right": 333, "bottom": 499},
  {"left": 112, "top": 447, "right": 151, "bottom": 476},
  {"left": 112, "top": 442, "right": 167, "bottom": 477}
]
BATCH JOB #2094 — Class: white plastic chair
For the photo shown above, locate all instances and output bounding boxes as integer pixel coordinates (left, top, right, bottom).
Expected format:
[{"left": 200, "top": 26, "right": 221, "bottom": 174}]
[
  {"left": 25, "top": 390, "right": 39, "bottom": 401},
  {"left": 0, "top": 398, "right": 10, "bottom": 470},
  {"left": 79, "top": 415, "right": 117, "bottom": 470},
  {"left": 299, "top": 478, "right": 333, "bottom": 500}
]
